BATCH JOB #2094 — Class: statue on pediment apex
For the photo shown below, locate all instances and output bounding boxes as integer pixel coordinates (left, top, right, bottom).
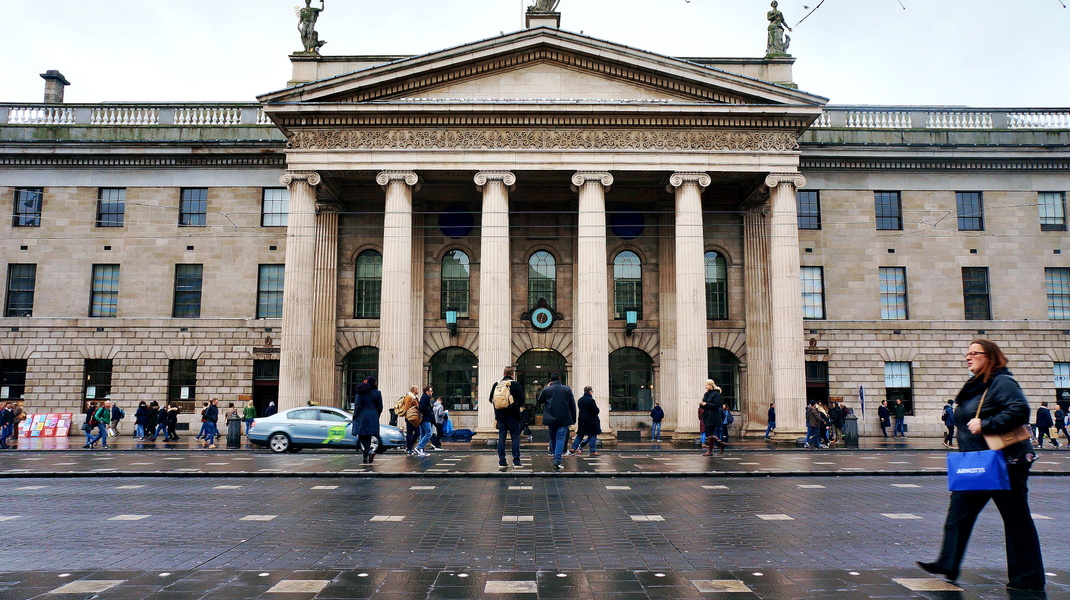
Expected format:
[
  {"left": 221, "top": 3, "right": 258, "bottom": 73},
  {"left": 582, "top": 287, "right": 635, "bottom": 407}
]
[
  {"left": 766, "top": 1, "right": 792, "bottom": 56},
  {"left": 528, "top": 0, "right": 561, "bottom": 13},
  {"left": 297, "top": 0, "right": 326, "bottom": 54}
]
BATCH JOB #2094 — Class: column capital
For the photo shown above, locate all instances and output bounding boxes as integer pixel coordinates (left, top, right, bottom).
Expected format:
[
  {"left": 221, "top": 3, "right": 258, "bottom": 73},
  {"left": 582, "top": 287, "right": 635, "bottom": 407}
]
[
  {"left": 571, "top": 171, "right": 614, "bottom": 192},
  {"left": 666, "top": 172, "right": 711, "bottom": 193},
  {"left": 474, "top": 171, "right": 516, "bottom": 192},
  {"left": 280, "top": 171, "right": 321, "bottom": 187},
  {"left": 315, "top": 200, "right": 345, "bottom": 214},
  {"left": 376, "top": 170, "right": 420, "bottom": 191},
  {"left": 764, "top": 173, "right": 806, "bottom": 189}
]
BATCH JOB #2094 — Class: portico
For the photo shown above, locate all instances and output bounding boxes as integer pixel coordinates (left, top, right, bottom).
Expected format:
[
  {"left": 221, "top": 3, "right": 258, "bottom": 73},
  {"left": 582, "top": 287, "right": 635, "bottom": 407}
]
[{"left": 260, "top": 25, "right": 826, "bottom": 440}]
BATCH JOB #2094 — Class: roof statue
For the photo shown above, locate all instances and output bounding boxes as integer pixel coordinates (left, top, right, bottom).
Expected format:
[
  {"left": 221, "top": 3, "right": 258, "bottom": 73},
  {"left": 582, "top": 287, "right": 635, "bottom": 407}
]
[
  {"left": 528, "top": 0, "right": 561, "bottom": 13},
  {"left": 766, "top": 1, "right": 792, "bottom": 56},
  {"left": 297, "top": 0, "right": 326, "bottom": 54}
]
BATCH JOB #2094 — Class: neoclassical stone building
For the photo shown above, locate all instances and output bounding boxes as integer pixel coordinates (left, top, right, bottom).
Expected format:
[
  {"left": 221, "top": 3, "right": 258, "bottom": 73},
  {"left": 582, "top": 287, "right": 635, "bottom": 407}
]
[{"left": 1, "top": 14, "right": 1068, "bottom": 439}]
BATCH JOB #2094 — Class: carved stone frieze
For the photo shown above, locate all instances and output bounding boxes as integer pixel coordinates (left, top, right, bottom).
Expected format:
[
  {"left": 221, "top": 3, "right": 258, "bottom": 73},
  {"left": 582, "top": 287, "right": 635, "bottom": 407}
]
[{"left": 286, "top": 128, "right": 800, "bottom": 152}]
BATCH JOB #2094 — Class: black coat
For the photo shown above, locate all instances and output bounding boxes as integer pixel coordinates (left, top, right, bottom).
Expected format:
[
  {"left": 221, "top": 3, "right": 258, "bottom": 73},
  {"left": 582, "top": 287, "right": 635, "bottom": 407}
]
[
  {"left": 538, "top": 381, "right": 576, "bottom": 429},
  {"left": 701, "top": 389, "right": 722, "bottom": 429},
  {"left": 954, "top": 368, "right": 1032, "bottom": 457},
  {"left": 877, "top": 404, "right": 890, "bottom": 426},
  {"left": 204, "top": 404, "right": 219, "bottom": 424},
  {"left": 134, "top": 405, "right": 149, "bottom": 426},
  {"left": 419, "top": 393, "right": 435, "bottom": 425},
  {"left": 576, "top": 393, "right": 601, "bottom": 436},
  {"left": 650, "top": 406, "right": 664, "bottom": 423},
  {"left": 1035, "top": 406, "right": 1054, "bottom": 429}
]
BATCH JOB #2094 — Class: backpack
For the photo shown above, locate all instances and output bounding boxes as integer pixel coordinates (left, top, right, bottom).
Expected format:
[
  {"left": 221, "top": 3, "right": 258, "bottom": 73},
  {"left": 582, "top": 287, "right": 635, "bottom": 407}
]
[
  {"left": 725, "top": 412, "right": 734, "bottom": 425},
  {"left": 118, "top": 408, "right": 125, "bottom": 419},
  {"left": 492, "top": 379, "right": 514, "bottom": 410},
  {"left": 394, "top": 395, "right": 408, "bottom": 416}
]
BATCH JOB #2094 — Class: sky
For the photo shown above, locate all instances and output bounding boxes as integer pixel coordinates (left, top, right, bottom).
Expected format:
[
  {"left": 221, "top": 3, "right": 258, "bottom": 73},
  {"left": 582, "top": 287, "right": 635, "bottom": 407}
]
[{"left": 2, "top": 0, "right": 1068, "bottom": 107}]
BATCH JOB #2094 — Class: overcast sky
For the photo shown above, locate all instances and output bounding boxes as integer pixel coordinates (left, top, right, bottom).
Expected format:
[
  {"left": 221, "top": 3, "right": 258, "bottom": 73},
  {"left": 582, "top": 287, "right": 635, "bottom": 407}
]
[{"left": 3, "top": 0, "right": 1068, "bottom": 107}]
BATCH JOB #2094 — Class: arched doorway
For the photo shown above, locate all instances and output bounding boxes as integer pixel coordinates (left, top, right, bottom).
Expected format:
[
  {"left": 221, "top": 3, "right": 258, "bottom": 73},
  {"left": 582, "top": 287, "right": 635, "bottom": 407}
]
[
  {"left": 342, "top": 346, "right": 379, "bottom": 410},
  {"left": 428, "top": 347, "right": 478, "bottom": 411},
  {"left": 515, "top": 349, "right": 567, "bottom": 415}
]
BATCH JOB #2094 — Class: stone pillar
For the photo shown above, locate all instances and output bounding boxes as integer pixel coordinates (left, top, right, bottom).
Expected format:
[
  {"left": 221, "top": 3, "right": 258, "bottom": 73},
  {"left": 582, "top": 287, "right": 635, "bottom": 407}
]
[
  {"left": 669, "top": 172, "right": 711, "bottom": 434},
  {"left": 765, "top": 173, "right": 808, "bottom": 435},
  {"left": 742, "top": 203, "right": 774, "bottom": 435},
  {"left": 657, "top": 207, "right": 677, "bottom": 434},
  {"left": 376, "top": 171, "right": 419, "bottom": 408},
  {"left": 278, "top": 171, "right": 321, "bottom": 410},
  {"left": 311, "top": 201, "right": 343, "bottom": 407},
  {"left": 475, "top": 171, "right": 515, "bottom": 434},
  {"left": 571, "top": 172, "right": 613, "bottom": 427}
]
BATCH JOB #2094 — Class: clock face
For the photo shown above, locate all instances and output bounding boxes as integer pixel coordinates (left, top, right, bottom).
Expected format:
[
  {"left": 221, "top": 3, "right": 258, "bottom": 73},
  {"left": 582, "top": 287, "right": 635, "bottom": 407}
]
[{"left": 530, "top": 307, "right": 554, "bottom": 330}]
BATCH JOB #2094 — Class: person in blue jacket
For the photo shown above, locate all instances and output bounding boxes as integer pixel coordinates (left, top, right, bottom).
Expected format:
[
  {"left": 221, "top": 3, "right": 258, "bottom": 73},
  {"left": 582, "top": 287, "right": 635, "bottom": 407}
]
[{"left": 649, "top": 402, "right": 664, "bottom": 442}]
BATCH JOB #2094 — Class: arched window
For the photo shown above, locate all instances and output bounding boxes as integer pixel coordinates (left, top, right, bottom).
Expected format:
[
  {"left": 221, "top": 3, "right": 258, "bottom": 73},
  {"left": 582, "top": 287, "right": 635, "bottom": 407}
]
[
  {"left": 613, "top": 250, "right": 642, "bottom": 319},
  {"left": 342, "top": 346, "right": 379, "bottom": 409},
  {"left": 705, "top": 251, "right": 728, "bottom": 320},
  {"left": 707, "top": 347, "right": 741, "bottom": 411},
  {"left": 441, "top": 250, "right": 470, "bottom": 317},
  {"left": 527, "top": 250, "right": 556, "bottom": 309},
  {"left": 428, "top": 347, "right": 478, "bottom": 411},
  {"left": 354, "top": 249, "right": 382, "bottom": 318},
  {"left": 609, "top": 347, "right": 654, "bottom": 411}
]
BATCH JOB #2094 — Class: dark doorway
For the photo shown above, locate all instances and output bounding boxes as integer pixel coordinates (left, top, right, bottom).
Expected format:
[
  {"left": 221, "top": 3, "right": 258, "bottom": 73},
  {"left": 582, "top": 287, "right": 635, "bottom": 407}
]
[
  {"left": 252, "top": 360, "right": 279, "bottom": 417},
  {"left": 805, "top": 361, "right": 830, "bottom": 405},
  {"left": 515, "top": 349, "right": 567, "bottom": 418}
]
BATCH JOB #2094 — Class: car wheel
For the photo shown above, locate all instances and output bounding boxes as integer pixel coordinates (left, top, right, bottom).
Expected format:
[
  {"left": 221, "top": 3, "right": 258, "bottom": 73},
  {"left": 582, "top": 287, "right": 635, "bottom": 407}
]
[
  {"left": 369, "top": 435, "right": 382, "bottom": 454},
  {"left": 268, "top": 432, "right": 291, "bottom": 453}
]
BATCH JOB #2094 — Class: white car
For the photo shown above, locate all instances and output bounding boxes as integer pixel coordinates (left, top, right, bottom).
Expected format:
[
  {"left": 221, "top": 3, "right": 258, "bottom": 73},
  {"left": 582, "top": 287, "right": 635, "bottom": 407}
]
[{"left": 248, "top": 406, "right": 406, "bottom": 454}]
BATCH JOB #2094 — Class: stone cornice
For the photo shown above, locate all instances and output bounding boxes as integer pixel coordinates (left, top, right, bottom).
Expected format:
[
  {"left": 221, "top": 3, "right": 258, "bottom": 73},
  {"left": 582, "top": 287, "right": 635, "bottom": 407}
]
[
  {"left": 0, "top": 154, "right": 285, "bottom": 168},
  {"left": 287, "top": 128, "right": 799, "bottom": 152},
  {"left": 800, "top": 156, "right": 1070, "bottom": 172}
]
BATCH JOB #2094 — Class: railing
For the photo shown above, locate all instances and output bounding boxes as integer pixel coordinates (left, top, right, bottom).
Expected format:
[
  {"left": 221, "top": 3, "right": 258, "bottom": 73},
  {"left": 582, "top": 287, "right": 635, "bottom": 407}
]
[
  {"left": 812, "top": 106, "right": 1070, "bottom": 130},
  {"left": 0, "top": 103, "right": 272, "bottom": 126}
]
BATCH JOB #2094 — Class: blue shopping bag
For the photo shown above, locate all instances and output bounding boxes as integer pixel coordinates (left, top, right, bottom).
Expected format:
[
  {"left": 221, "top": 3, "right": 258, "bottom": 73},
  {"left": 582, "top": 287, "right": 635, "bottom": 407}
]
[{"left": 946, "top": 450, "right": 1010, "bottom": 491}]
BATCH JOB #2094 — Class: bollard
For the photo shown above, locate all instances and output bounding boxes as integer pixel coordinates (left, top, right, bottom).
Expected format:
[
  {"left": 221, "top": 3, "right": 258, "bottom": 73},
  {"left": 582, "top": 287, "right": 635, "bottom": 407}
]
[{"left": 843, "top": 413, "right": 859, "bottom": 448}]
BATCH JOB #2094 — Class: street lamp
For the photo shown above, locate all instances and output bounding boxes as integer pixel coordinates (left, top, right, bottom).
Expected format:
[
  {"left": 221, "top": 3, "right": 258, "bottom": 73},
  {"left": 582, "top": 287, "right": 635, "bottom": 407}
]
[
  {"left": 445, "top": 308, "right": 458, "bottom": 336},
  {"left": 625, "top": 309, "right": 638, "bottom": 336}
]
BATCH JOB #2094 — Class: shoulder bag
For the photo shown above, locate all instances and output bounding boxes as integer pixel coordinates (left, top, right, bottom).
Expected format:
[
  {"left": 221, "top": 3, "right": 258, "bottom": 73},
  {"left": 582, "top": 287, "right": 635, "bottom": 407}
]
[
  {"left": 947, "top": 387, "right": 1020, "bottom": 492},
  {"left": 978, "top": 387, "right": 1033, "bottom": 451}
]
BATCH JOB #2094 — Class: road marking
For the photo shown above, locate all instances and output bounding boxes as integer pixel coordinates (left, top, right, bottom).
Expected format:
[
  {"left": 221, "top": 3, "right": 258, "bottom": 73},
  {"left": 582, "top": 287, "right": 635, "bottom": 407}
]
[
  {"left": 756, "top": 514, "right": 794, "bottom": 521},
  {"left": 703, "top": 485, "right": 728, "bottom": 490},
  {"left": 370, "top": 515, "right": 404, "bottom": 522},
  {"left": 507, "top": 486, "right": 532, "bottom": 490},
  {"left": 109, "top": 514, "right": 149, "bottom": 521},
  {"left": 0, "top": 516, "right": 21, "bottom": 522},
  {"left": 214, "top": 485, "right": 242, "bottom": 489},
  {"left": 891, "top": 484, "right": 921, "bottom": 488},
  {"left": 882, "top": 513, "right": 922, "bottom": 520},
  {"left": 501, "top": 516, "right": 534, "bottom": 522},
  {"left": 1032, "top": 514, "right": 1053, "bottom": 520},
  {"left": 410, "top": 486, "right": 437, "bottom": 490},
  {"left": 693, "top": 580, "right": 752, "bottom": 593},
  {"left": 49, "top": 580, "right": 124, "bottom": 594},
  {"left": 267, "top": 580, "right": 331, "bottom": 594},
  {"left": 311, "top": 485, "right": 338, "bottom": 490},
  {"left": 630, "top": 515, "right": 665, "bottom": 521},
  {"left": 115, "top": 485, "right": 145, "bottom": 489},
  {"left": 894, "top": 578, "right": 961, "bottom": 592},
  {"left": 15, "top": 485, "right": 47, "bottom": 490},
  {"left": 485, "top": 581, "right": 537, "bottom": 594},
  {"left": 605, "top": 485, "right": 631, "bottom": 490},
  {"left": 239, "top": 515, "right": 277, "bottom": 521},
  {"left": 797, "top": 484, "right": 825, "bottom": 489}
]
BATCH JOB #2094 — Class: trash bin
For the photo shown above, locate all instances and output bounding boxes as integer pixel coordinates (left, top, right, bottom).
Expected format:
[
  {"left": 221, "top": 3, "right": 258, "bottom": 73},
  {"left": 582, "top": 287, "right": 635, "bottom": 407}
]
[
  {"left": 843, "top": 412, "right": 859, "bottom": 448},
  {"left": 226, "top": 417, "right": 242, "bottom": 448}
]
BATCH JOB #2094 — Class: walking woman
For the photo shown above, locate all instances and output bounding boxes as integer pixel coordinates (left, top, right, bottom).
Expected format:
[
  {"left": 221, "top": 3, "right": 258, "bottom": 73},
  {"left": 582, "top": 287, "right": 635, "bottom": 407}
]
[
  {"left": 133, "top": 401, "right": 149, "bottom": 440},
  {"left": 917, "top": 339, "right": 1044, "bottom": 592},
  {"left": 352, "top": 376, "right": 383, "bottom": 464},
  {"left": 700, "top": 379, "right": 726, "bottom": 455},
  {"left": 569, "top": 386, "right": 601, "bottom": 456}
]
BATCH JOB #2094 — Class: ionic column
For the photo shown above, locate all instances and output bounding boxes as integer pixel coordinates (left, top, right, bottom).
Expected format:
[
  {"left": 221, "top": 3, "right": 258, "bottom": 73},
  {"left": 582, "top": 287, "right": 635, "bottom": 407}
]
[
  {"left": 311, "top": 201, "right": 342, "bottom": 407},
  {"left": 742, "top": 203, "right": 774, "bottom": 435},
  {"left": 657, "top": 207, "right": 678, "bottom": 433},
  {"left": 572, "top": 172, "right": 613, "bottom": 425},
  {"left": 669, "top": 172, "right": 711, "bottom": 434},
  {"left": 765, "top": 173, "right": 807, "bottom": 434},
  {"left": 475, "top": 171, "right": 515, "bottom": 434},
  {"left": 278, "top": 171, "right": 321, "bottom": 410},
  {"left": 376, "top": 171, "right": 419, "bottom": 408}
]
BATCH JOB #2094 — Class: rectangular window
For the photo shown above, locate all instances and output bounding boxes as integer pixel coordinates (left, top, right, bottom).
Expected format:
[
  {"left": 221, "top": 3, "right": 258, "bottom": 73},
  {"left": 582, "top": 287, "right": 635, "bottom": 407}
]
[
  {"left": 1054, "top": 362, "right": 1070, "bottom": 390},
  {"left": 885, "top": 361, "right": 914, "bottom": 416},
  {"left": 13, "top": 187, "right": 42, "bottom": 227},
  {"left": 796, "top": 190, "right": 821, "bottom": 230},
  {"left": 90, "top": 264, "right": 120, "bottom": 318},
  {"left": 879, "top": 267, "right": 908, "bottom": 320},
  {"left": 83, "top": 359, "right": 113, "bottom": 403},
  {"left": 172, "top": 264, "right": 203, "bottom": 318},
  {"left": 801, "top": 266, "right": 825, "bottom": 319},
  {"left": 261, "top": 188, "right": 289, "bottom": 227},
  {"left": 96, "top": 188, "right": 126, "bottom": 227},
  {"left": 961, "top": 267, "right": 991, "bottom": 320},
  {"left": 168, "top": 359, "right": 197, "bottom": 411},
  {"left": 5, "top": 264, "right": 36, "bottom": 317},
  {"left": 179, "top": 188, "right": 207, "bottom": 227},
  {"left": 1046, "top": 267, "right": 1070, "bottom": 320},
  {"left": 874, "top": 191, "right": 902, "bottom": 230},
  {"left": 1039, "top": 192, "right": 1067, "bottom": 232},
  {"left": 0, "top": 359, "right": 28, "bottom": 400},
  {"left": 256, "top": 264, "right": 284, "bottom": 318},
  {"left": 956, "top": 191, "right": 984, "bottom": 231}
]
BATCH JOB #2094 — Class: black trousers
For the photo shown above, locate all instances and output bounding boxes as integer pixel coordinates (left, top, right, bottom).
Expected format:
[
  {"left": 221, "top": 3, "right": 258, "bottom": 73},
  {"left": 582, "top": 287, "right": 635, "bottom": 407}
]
[
  {"left": 405, "top": 422, "right": 419, "bottom": 451},
  {"left": 943, "top": 424, "right": 955, "bottom": 445},
  {"left": 935, "top": 462, "right": 1045, "bottom": 589}
]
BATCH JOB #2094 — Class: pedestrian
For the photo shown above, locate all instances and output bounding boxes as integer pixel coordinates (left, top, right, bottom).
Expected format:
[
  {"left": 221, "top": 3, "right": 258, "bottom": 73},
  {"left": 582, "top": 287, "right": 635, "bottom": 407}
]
[
  {"left": 649, "top": 401, "right": 664, "bottom": 442},
  {"left": 225, "top": 402, "right": 242, "bottom": 447},
  {"left": 538, "top": 372, "right": 576, "bottom": 470},
  {"left": 519, "top": 404, "right": 532, "bottom": 441},
  {"left": 1055, "top": 405, "right": 1069, "bottom": 446},
  {"left": 264, "top": 401, "right": 277, "bottom": 417},
  {"left": 166, "top": 403, "right": 180, "bottom": 441},
  {"left": 720, "top": 402, "right": 733, "bottom": 442},
  {"left": 916, "top": 339, "right": 1045, "bottom": 592},
  {"left": 413, "top": 386, "right": 435, "bottom": 456},
  {"left": 941, "top": 399, "right": 955, "bottom": 448},
  {"left": 698, "top": 406, "right": 707, "bottom": 446},
  {"left": 86, "top": 400, "right": 112, "bottom": 449},
  {"left": 804, "top": 401, "right": 824, "bottom": 449},
  {"left": 110, "top": 402, "right": 124, "bottom": 437},
  {"left": 490, "top": 366, "right": 525, "bottom": 471},
  {"left": 0, "top": 402, "right": 13, "bottom": 449},
  {"left": 396, "top": 386, "right": 420, "bottom": 455},
  {"left": 700, "top": 380, "right": 726, "bottom": 455},
  {"left": 817, "top": 403, "right": 832, "bottom": 446},
  {"left": 569, "top": 386, "right": 601, "bottom": 456},
  {"left": 195, "top": 401, "right": 209, "bottom": 441},
  {"left": 877, "top": 399, "right": 891, "bottom": 438},
  {"left": 200, "top": 399, "right": 219, "bottom": 448},
  {"left": 10, "top": 403, "right": 26, "bottom": 441},
  {"left": 893, "top": 398, "right": 907, "bottom": 438},
  {"left": 351, "top": 376, "right": 383, "bottom": 464},
  {"left": 1035, "top": 401, "right": 1059, "bottom": 448},
  {"left": 151, "top": 403, "right": 169, "bottom": 441},
  {"left": 145, "top": 401, "right": 158, "bottom": 439},
  {"left": 242, "top": 400, "right": 256, "bottom": 436},
  {"left": 81, "top": 402, "right": 98, "bottom": 447},
  {"left": 829, "top": 401, "right": 845, "bottom": 443},
  {"left": 431, "top": 396, "right": 446, "bottom": 449},
  {"left": 133, "top": 401, "right": 149, "bottom": 440},
  {"left": 764, "top": 402, "right": 776, "bottom": 439}
]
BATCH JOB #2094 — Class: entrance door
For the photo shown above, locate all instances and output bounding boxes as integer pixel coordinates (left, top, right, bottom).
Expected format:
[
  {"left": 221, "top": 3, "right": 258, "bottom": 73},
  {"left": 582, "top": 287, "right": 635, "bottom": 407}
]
[
  {"left": 252, "top": 360, "right": 280, "bottom": 417},
  {"left": 515, "top": 349, "right": 567, "bottom": 417},
  {"left": 805, "top": 361, "right": 830, "bottom": 405}
]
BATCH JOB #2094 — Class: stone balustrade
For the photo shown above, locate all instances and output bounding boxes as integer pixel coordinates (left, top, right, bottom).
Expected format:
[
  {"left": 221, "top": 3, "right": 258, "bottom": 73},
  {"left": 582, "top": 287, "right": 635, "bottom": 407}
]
[{"left": 813, "top": 106, "right": 1070, "bottom": 130}]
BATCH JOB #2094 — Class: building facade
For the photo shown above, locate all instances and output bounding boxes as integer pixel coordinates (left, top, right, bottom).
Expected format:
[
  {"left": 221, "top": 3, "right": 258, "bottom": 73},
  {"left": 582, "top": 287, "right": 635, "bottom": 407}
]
[{"left": 1, "top": 19, "right": 1068, "bottom": 439}]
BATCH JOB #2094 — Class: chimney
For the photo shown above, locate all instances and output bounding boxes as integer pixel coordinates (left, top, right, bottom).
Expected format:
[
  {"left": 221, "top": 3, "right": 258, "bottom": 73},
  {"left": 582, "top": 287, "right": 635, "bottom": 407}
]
[{"left": 40, "top": 70, "right": 70, "bottom": 103}]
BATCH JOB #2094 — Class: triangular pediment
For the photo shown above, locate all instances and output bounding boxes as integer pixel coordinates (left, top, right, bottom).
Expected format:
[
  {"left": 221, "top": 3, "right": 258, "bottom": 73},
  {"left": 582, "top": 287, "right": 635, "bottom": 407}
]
[{"left": 259, "top": 28, "right": 827, "bottom": 108}]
